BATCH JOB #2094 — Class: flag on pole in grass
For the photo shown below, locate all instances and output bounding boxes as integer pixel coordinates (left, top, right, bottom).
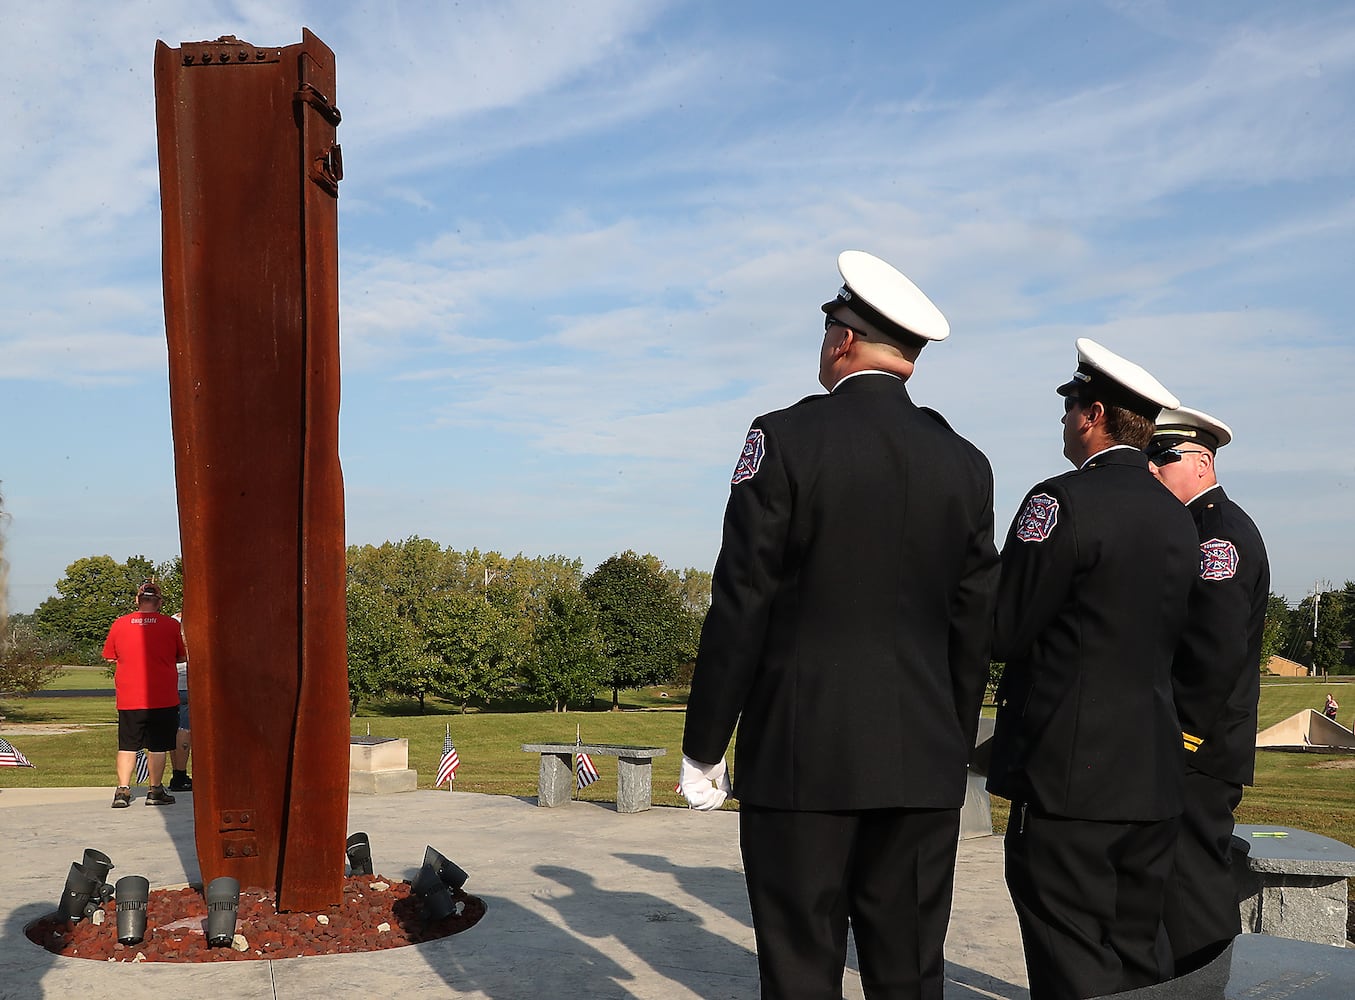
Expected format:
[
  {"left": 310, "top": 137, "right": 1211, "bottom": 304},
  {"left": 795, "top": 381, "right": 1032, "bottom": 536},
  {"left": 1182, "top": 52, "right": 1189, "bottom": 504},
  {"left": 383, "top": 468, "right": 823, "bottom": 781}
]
[
  {"left": 576, "top": 750, "right": 601, "bottom": 789},
  {"left": 0, "top": 736, "right": 35, "bottom": 768},
  {"left": 134, "top": 748, "right": 150, "bottom": 785},
  {"left": 436, "top": 724, "right": 460, "bottom": 788}
]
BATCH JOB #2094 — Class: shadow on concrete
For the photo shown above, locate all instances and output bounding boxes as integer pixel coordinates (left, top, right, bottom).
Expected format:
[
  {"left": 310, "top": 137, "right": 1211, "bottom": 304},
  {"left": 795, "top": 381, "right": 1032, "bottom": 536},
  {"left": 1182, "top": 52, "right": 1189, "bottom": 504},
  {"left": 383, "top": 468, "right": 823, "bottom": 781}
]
[
  {"left": 534, "top": 863, "right": 759, "bottom": 995},
  {"left": 405, "top": 894, "right": 643, "bottom": 999},
  {"left": 613, "top": 851, "right": 753, "bottom": 930},
  {"left": 945, "top": 961, "right": 1028, "bottom": 999},
  {"left": 1, "top": 901, "right": 59, "bottom": 1000}
]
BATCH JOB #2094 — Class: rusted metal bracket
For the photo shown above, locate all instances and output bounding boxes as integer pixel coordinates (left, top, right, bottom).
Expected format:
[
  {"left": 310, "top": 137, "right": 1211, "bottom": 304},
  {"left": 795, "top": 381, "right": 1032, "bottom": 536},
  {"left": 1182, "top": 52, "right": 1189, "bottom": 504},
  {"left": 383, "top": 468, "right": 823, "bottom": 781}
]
[{"left": 181, "top": 35, "right": 283, "bottom": 66}]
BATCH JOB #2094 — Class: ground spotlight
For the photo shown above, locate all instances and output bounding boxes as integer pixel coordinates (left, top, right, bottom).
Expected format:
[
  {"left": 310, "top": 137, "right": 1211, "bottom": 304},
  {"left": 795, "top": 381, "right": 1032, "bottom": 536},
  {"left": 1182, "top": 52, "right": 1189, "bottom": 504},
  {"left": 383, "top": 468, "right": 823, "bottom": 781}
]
[
  {"left": 81, "top": 849, "right": 115, "bottom": 886},
  {"left": 56, "top": 863, "right": 102, "bottom": 923},
  {"left": 346, "top": 832, "right": 374, "bottom": 876},
  {"left": 410, "top": 863, "right": 456, "bottom": 921},
  {"left": 205, "top": 876, "right": 240, "bottom": 947},
  {"left": 115, "top": 875, "right": 150, "bottom": 945},
  {"left": 422, "top": 844, "right": 469, "bottom": 891}
]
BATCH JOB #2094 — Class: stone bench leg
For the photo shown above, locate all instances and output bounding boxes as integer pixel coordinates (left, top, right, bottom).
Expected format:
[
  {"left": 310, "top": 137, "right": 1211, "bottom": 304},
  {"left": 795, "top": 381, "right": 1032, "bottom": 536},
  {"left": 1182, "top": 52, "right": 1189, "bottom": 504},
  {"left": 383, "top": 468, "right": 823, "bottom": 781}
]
[
  {"left": 536, "top": 752, "right": 573, "bottom": 807},
  {"left": 1239, "top": 873, "right": 1350, "bottom": 946},
  {"left": 616, "top": 755, "right": 653, "bottom": 813}
]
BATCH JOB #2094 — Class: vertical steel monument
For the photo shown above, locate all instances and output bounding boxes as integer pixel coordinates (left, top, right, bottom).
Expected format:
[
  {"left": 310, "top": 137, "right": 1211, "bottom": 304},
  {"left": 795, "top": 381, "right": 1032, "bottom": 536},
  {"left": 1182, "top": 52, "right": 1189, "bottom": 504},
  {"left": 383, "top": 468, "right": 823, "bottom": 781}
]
[{"left": 154, "top": 29, "right": 348, "bottom": 911}]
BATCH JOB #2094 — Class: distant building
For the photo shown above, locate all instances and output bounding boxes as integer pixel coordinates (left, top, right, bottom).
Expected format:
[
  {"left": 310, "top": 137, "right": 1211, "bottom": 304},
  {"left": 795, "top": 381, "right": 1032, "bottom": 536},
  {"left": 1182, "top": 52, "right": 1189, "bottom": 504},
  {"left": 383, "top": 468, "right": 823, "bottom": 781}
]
[{"left": 1264, "top": 655, "right": 1309, "bottom": 678}]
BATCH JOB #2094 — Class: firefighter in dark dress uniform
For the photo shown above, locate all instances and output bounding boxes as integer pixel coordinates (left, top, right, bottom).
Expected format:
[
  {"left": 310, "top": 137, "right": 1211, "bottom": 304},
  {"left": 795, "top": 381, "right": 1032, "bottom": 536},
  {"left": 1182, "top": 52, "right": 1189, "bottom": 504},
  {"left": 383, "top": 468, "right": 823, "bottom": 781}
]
[
  {"left": 987, "top": 338, "right": 1200, "bottom": 1000},
  {"left": 1148, "top": 406, "right": 1270, "bottom": 975},
  {"left": 681, "top": 250, "right": 1000, "bottom": 999}
]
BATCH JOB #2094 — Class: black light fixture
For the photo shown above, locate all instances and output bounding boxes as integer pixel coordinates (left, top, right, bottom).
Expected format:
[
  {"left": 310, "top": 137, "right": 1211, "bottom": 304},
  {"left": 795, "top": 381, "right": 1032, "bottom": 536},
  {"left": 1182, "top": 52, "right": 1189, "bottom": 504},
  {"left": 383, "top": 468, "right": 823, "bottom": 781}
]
[
  {"left": 205, "top": 876, "right": 240, "bottom": 947},
  {"left": 422, "top": 844, "right": 469, "bottom": 891},
  {"left": 346, "top": 832, "right": 374, "bottom": 876},
  {"left": 410, "top": 863, "right": 456, "bottom": 921},
  {"left": 115, "top": 876, "right": 150, "bottom": 945},
  {"left": 81, "top": 849, "right": 115, "bottom": 886},
  {"left": 56, "top": 862, "right": 102, "bottom": 923}
]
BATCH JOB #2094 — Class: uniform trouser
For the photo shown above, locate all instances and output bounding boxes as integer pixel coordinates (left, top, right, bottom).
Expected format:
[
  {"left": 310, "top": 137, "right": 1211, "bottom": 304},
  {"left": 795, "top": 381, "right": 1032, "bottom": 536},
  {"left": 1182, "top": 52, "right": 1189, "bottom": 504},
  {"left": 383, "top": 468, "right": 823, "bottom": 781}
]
[
  {"left": 1162, "top": 770, "right": 1244, "bottom": 974},
  {"left": 1004, "top": 804, "right": 1179, "bottom": 1000},
  {"left": 740, "top": 805, "right": 961, "bottom": 1000}
]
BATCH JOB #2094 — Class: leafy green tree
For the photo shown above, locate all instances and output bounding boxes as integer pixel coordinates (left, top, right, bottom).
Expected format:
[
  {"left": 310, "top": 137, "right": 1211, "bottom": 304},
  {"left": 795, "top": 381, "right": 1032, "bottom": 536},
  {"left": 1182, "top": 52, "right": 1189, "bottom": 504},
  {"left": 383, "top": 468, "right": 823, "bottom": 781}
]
[
  {"left": 583, "top": 551, "right": 703, "bottom": 709},
  {"left": 420, "top": 591, "right": 522, "bottom": 713},
  {"left": 1, "top": 619, "right": 68, "bottom": 695},
  {"left": 1294, "top": 588, "right": 1349, "bottom": 676},
  {"left": 34, "top": 554, "right": 160, "bottom": 661},
  {"left": 345, "top": 582, "right": 422, "bottom": 714},
  {"left": 1259, "top": 594, "right": 1294, "bottom": 670},
  {"left": 522, "top": 588, "right": 610, "bottom": 711},
  {"left": 347, "top": 536, "right": 461, "bottom": 618}
]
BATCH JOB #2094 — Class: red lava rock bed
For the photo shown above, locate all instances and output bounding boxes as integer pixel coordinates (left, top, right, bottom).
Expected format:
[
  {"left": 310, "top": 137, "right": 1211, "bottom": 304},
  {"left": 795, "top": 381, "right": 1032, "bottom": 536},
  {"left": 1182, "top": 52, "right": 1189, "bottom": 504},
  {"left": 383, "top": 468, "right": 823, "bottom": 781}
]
[{"left": 26, "top": 875, "right": 485, "bottom": 963}]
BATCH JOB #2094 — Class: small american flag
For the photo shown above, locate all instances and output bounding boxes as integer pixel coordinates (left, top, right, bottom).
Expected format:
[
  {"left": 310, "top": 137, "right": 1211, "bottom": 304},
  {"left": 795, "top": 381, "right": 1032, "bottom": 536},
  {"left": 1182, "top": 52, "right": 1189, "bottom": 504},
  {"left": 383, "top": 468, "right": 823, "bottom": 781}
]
[
  {"left": 436, "top": 725, "right": 460, "bottom": 788},
  {"left": 576, "top": 750, "right": 601, "bottom": 789},
  {"left": 0, "top": 736, "right": 35, "bottom": 768},
  {"left": 134, "top": 748, "right": 150, "bottom": 785}
]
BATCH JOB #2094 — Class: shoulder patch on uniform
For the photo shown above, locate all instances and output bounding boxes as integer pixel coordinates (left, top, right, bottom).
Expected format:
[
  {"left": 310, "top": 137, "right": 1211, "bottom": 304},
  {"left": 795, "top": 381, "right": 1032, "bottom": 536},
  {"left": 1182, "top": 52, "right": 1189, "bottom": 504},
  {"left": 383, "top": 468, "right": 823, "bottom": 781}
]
[
  {"left": 1199, "top": 538, "right": 1239, "bottom": 580},
  {"left": 731, "top": 428, "right": 766, "bottom": 485},
  {"left": 1015, "top": 493, "right": 1059, "bottom": 542}
]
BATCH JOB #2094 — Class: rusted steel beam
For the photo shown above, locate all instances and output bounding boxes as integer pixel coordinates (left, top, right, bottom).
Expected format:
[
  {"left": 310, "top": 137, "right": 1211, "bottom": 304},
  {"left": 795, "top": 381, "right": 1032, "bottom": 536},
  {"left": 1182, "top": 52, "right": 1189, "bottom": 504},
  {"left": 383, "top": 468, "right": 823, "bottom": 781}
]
[{"left": 154, "top": 29, "right": 348, "bottom": 911}]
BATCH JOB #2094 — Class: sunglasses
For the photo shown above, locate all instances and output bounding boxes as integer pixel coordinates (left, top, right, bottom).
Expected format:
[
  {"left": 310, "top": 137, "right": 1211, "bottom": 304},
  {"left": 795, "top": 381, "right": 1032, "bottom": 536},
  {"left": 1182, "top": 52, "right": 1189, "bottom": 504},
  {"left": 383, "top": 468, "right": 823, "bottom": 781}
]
[
  {"left": 824, "top": 315, "right": 850, "bottom": 332},
  {"left": 1148, "top": 447, "right": 1209, "bottom": 467}
]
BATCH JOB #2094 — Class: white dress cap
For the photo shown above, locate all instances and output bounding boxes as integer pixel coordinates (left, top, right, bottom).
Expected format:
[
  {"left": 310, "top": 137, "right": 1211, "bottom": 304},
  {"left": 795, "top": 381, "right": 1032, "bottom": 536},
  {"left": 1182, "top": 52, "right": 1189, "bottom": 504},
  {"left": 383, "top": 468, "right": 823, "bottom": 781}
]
[
  {"left": 1153, "top": 405, "right": 1233, "bottom": 450},
  {"left": 821, "top": 250, "right": 950, "bottom": 343},
  {"left": 1056, "top": 337, "right": 1180, "bottom": 418}
]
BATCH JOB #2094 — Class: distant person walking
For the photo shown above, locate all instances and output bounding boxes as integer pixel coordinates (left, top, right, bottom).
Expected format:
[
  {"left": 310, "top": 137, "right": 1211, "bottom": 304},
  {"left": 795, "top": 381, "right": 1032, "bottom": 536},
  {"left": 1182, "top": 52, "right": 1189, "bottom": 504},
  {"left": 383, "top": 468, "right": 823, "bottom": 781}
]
[
  {"left": 102, "top": 581, "right": 185, "bottom": 808},
  {"left": 1148, "top": 405, "right": 1270, "bottom": 976},
  {"left": 682, "top": 251, "right": 1000, "bottom": 999},
  {"left": 1324, "top": 692, "right": 1339, "bottom": 721}
]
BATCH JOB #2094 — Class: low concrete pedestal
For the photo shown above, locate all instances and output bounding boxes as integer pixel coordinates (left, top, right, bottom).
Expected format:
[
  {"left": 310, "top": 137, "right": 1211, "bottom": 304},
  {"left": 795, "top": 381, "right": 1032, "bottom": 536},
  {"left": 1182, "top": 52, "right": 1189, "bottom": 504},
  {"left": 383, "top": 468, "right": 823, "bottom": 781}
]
[
  {"left": 350, "top": 735, "right": 418, "bottom": 795},
  {"left": 1232, "top": 824, "right": 1355, "bottom": 947}
]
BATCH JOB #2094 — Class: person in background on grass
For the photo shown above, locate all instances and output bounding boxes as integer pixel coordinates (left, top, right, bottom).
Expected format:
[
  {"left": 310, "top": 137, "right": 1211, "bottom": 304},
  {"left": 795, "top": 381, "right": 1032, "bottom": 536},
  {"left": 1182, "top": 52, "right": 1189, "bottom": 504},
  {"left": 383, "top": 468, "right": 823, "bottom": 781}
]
[
  {"left": 1148, "top": 406, "right": 1270, "bottom": 976},
  {"left": 102, "top": 581, "right": 185, "bottom": 808},
  {"left": 682, "top": 250, "right": 1000, "bottom": 999},
  {"left": 1324, "top": 692, "right": 1339, "bottom": 721},
  {"left": 169, "top": 611, "right": 192, "bottom": 792}
]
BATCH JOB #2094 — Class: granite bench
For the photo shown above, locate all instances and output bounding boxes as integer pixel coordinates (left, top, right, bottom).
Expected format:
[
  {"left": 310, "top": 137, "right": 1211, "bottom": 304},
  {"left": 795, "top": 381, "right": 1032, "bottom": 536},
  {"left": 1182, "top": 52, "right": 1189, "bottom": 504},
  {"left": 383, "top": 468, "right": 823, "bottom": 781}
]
[
  {"left": 521, "top": 743, "right": 667, "bottom": 813},
  {"left": 1232, "top": 824, "right": 1355, "bottom": 946}
]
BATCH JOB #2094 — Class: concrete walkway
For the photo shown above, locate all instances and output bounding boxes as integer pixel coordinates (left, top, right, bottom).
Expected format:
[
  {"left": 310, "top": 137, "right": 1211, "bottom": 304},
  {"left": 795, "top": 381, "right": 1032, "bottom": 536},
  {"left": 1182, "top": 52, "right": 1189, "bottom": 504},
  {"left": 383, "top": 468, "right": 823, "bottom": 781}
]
[{"left": 0, "top": 788, "right": 1348, "bottom": 999}]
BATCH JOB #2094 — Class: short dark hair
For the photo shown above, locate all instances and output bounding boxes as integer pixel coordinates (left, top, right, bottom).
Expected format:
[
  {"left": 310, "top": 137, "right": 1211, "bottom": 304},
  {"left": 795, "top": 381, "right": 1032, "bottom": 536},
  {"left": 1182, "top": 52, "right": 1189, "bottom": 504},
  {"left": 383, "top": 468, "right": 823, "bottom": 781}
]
[{"left": 1099, "top": 401, "right": 1155, "bottom": 449}]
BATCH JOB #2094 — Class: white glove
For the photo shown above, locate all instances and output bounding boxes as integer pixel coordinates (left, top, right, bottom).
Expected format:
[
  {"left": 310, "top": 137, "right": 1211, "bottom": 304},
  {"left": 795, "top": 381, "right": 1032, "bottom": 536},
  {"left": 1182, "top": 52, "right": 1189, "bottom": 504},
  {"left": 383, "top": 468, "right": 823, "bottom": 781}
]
[{"left": 679, "top": 755, "right": 731, "bottom": 811}]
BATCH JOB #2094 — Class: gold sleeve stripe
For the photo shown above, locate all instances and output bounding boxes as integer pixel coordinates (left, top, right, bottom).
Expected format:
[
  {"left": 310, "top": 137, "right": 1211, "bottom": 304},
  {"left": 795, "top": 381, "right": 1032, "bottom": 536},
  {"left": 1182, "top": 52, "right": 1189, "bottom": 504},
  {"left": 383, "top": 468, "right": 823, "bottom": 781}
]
[{"left": 1183, "top": 732, "right": 1203, "bottom": 752}]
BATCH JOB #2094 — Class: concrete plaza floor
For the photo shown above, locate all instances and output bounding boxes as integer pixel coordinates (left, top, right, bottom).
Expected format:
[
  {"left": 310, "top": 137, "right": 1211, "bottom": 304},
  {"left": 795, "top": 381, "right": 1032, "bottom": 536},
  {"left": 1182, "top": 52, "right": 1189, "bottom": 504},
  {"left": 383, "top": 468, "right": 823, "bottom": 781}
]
[{"left": 0, "top": 787, "right": 1349, "bottom": 999}]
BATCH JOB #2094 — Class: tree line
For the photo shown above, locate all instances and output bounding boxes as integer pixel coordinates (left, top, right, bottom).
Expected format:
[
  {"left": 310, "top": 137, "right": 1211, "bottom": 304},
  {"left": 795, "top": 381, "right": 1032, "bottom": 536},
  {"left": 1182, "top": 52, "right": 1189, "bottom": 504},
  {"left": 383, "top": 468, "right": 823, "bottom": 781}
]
[
  {"left": 6, "top": 541, "right": 1353, "bottom": 705},
  {"left": 4, "top": 541, "right": 710, "bottom": 713}
]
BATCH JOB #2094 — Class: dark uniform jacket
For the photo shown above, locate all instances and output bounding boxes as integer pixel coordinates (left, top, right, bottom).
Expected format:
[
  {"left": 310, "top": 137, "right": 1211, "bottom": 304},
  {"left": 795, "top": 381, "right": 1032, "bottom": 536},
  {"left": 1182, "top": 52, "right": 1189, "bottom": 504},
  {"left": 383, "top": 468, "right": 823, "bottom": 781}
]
[
  {"left": 1173, "top": 486, "right": 1269, "bottom": 786},
  {"left": 987, "top": 447, "right": 1198, "bottom": 821},
  {"left": 682, "top": 373, "right": 1000, "bottom": 811}
]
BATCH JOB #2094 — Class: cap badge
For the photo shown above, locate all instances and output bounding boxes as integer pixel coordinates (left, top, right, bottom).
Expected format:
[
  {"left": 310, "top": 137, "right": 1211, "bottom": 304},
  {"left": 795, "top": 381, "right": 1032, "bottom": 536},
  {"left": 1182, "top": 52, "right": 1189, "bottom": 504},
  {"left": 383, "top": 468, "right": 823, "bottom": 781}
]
[
  {"left": 1199, "top": 538, "right": 1239, "bottom": 580},
  {"left": 731, "top": 428, "right": 766, "bottom": 485},
  {"left": 1015, "top": 493, "right": 1059, "bottom": 543}
]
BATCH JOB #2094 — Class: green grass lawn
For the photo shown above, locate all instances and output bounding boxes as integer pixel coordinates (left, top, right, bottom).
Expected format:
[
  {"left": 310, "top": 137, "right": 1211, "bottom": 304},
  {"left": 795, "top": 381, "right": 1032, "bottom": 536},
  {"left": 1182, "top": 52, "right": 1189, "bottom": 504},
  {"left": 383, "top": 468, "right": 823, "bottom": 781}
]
[{"left": 4, "top": 678, "right": 1354, "bottom": 849}]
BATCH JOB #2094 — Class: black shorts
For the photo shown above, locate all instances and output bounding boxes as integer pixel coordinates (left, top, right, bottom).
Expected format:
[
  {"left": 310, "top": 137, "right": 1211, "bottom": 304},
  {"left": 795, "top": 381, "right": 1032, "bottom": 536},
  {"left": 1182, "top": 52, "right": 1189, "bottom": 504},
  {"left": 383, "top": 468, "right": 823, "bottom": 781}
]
[{"left": 118, "top": 707, "right": 180, "bottom": 753}]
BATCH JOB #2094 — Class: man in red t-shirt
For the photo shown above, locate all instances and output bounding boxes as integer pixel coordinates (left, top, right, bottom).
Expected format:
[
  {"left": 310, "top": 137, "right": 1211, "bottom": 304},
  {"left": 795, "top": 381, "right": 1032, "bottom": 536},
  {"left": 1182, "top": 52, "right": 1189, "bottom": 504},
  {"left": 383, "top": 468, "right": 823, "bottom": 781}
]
[{"left": 102, "top": 581, "right": 187, "bottom": 808}]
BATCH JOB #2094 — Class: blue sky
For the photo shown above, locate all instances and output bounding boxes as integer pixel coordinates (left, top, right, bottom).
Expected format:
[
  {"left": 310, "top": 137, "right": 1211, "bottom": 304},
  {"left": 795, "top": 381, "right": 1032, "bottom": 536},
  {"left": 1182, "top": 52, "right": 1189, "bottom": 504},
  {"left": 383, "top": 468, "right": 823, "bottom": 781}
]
[{"left": 2, "top": 1, "right": 1353, "bottom": 613}]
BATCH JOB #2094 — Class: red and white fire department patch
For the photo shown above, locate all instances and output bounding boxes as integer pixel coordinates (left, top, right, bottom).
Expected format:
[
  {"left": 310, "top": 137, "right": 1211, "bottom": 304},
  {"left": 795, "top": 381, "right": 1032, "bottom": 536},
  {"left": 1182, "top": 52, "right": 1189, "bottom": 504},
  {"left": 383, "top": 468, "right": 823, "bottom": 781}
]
[
  {"left": 731, "top": 428, "right": 766, "bottom": 485},
  {"left": 1014, "top": 493, "right": 1059, "bottom": 542},
  {"left": 1199, "top": 538, "right": 1239, "bottom": 580}
]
